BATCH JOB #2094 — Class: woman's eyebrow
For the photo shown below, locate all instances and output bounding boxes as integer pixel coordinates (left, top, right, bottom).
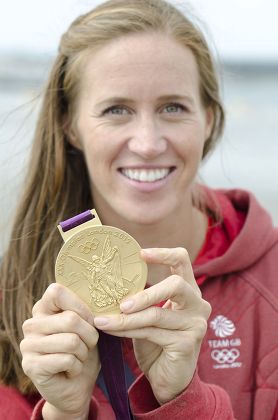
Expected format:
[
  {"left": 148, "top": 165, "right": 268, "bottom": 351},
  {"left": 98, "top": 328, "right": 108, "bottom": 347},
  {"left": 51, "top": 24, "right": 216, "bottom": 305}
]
[
  {"left": 95, "top": 97, "right": 135, "bottom": 108},
  {"left": 157, "top": 94, "right": 195, "bottom": 105},
  {"left": 95, "top": 94, "right": 195, "bottom": 108}
]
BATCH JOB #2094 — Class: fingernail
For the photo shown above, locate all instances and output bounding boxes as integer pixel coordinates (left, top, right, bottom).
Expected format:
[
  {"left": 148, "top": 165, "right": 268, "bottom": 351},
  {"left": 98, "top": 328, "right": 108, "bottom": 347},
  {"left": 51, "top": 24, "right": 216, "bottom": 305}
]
[
  {"left": 120, "top": 299, "right": 134, "bottom": 311},
  {"left": 141, "top": 248, "right": 152, "bottom": 254},
  {"left": 141, "top": 249, "right": 153, "bottom": 258},
  {"left": 94, "top": 317, "right": 109, "bottom": 326}
]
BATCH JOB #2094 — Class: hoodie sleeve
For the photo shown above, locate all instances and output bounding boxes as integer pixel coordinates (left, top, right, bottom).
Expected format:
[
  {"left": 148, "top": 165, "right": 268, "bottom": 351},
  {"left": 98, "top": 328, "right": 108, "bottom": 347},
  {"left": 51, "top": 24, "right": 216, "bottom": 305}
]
[
  {"left": 128, "top": 372, "right": 235, "bottom": 419},
  {"left": 31, "top": 396, "right": 121, "bottom": 420},
  {"left": 31, "top": 398, "right": 102, "bottom": 420}
]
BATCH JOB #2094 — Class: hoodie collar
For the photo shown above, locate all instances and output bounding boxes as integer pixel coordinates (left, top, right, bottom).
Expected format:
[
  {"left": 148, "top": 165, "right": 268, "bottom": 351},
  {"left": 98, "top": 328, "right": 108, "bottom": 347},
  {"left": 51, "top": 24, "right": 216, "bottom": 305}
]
[{"left": 194, "top": 189, "right": 278, "bottom": 279}]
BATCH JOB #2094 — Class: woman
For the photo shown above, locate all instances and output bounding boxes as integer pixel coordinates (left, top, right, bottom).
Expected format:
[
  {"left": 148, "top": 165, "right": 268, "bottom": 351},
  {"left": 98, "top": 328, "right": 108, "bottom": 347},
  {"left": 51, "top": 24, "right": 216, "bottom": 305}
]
[{"left": 0, "top": 0, "right": 277, "bottom": 419}]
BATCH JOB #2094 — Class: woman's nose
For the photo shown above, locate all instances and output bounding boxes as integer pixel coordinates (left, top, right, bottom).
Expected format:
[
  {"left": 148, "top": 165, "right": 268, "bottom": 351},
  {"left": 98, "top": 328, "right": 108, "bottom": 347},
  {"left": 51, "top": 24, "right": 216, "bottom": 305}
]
[{"left": 127, "top": 118, "right": 167, "bottom": 159}]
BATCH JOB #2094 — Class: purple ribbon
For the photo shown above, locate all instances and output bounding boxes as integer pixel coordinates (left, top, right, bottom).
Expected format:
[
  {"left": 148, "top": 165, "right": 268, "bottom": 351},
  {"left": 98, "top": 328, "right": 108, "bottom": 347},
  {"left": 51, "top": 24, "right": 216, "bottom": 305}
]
[
  {"left": 59, "top": 211, "right": 133, "bottom": 419},
  {"left": 98, "top": 332, "right": 133, "bottom": 420},
  {"left": 60, "top": 210, "right": 94, "bottom": 232}
]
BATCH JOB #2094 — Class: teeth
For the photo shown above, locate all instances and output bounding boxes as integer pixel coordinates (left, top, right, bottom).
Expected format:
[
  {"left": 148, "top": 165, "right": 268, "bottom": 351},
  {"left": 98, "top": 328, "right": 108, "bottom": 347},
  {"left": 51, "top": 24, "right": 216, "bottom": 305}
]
[{"left": 121, "top": 168, "right": 170, "bottom": 182}]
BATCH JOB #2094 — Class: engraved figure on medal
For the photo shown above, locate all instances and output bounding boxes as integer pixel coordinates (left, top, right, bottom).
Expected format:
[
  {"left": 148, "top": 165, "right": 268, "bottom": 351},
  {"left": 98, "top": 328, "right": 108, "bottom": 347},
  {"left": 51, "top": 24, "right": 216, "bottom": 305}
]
[
  {"left": 69, "top": 235, "right": 129, "bottom": 308},
  {"left": 55, "top": 224, "right": 147, "bottom": 315}
]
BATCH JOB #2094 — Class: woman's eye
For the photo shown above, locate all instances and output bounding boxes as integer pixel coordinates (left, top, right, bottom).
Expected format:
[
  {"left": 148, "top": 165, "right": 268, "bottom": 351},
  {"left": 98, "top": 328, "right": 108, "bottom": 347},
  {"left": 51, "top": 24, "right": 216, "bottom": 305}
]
[
  {"left": 103, "top": 105, "right": 130, "bottom": 115},
  {"left": 163, "top": 103, "right": 186, "bottom": 113}
]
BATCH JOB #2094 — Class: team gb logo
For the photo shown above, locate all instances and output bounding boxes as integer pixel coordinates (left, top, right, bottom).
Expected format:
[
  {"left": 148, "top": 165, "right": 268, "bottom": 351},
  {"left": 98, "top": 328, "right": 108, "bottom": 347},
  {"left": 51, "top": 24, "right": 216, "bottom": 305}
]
[{"left": 210, "top": 315, "right": 236, "bottom": 338}]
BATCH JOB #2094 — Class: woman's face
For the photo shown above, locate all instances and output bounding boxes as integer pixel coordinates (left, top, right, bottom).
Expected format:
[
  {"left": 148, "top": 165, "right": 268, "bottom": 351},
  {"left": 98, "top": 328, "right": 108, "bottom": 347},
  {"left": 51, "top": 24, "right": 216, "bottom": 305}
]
[{"left": 70, "top": 33, "right": 213, "bottom": 225}]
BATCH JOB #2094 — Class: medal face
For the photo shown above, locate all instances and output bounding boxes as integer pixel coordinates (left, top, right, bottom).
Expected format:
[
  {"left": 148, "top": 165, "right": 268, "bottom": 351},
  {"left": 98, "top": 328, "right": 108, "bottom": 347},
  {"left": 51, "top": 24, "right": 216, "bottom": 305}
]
[{"left": 55, "top": 225, "right": 147, "bottom": 315}]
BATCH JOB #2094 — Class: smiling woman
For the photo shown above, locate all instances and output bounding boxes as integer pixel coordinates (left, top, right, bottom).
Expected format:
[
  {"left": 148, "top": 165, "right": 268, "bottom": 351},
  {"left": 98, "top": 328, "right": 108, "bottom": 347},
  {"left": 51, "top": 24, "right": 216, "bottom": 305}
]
[
  {"left": 0, "top": 1, "right": 277, "bottom": 420},
  {"left": 67, "top": 32, "right": 214, "bottom": 227}
]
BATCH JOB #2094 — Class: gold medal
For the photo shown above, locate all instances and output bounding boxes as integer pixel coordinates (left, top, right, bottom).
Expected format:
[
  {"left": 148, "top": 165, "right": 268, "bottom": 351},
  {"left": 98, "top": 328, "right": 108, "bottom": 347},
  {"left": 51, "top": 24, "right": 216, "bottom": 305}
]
[{"left": 55, "top": 209, "right": 147, "bottom": 315}]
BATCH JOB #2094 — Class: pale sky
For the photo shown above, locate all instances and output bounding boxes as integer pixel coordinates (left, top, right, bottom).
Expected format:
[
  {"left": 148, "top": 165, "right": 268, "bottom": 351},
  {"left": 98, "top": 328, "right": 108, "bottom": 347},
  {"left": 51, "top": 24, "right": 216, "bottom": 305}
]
[{"left": 0, "top": 0, "right": 278, "bottom": 60}]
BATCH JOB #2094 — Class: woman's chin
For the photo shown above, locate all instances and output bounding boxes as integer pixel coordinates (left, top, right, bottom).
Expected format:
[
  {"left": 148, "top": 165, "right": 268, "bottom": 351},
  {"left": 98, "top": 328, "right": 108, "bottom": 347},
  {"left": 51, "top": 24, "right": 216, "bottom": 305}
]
[{"left": 119, "top": 204, "right": 174, "bottom": 227}]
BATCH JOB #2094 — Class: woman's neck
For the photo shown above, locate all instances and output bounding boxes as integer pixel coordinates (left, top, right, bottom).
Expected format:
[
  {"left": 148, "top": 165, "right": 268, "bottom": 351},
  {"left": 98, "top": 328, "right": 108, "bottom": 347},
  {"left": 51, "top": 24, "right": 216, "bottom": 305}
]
[
  {"left": 134, "top": 205, "right": 207, "bottom": 286},
  {"left": 97, "top": 197, "right": 208, "bottom": 286}
]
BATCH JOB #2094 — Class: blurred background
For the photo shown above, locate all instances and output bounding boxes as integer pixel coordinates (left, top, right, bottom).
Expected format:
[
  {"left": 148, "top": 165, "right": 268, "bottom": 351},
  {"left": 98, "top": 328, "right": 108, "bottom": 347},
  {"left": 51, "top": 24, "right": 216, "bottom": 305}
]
[{"left": 0, "top": 0, "right": 277, "bottom": 253}]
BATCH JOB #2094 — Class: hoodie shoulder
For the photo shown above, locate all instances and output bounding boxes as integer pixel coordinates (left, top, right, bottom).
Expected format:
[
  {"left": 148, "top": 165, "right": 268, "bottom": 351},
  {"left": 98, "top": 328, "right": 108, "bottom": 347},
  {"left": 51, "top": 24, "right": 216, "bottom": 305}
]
[
  {"left": 195, "top": 188, "right": 278, "bottom": 278},
  {"left": 241, "top": 238, "right": 278, "bottom": 313}
]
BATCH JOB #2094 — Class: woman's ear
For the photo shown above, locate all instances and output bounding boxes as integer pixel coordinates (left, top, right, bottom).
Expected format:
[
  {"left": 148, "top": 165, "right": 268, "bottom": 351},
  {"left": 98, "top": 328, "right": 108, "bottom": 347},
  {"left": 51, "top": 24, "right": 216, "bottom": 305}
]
[
  {"left": 63, "top": 118, "right": 83, "bottom": 151},
  {"left": 205, "top": 106, "right": 214, "bottom": 141}
]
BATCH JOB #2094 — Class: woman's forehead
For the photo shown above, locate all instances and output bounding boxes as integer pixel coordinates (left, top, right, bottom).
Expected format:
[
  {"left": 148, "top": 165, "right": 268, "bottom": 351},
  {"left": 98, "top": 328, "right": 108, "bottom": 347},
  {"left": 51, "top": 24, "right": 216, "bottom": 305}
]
[{"left": 79, "top": 32, "right": 200, "bottom": 100}]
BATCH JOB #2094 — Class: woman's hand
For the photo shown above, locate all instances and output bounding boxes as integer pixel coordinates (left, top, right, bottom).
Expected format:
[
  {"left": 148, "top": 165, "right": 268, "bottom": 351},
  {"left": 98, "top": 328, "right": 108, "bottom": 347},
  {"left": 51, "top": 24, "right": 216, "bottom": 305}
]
[
  {"left": 20, "top": 283, "right": 100, "bottom": 419},
  {"left": 94, "top": 247, "right": 211, "bottom": 405}
]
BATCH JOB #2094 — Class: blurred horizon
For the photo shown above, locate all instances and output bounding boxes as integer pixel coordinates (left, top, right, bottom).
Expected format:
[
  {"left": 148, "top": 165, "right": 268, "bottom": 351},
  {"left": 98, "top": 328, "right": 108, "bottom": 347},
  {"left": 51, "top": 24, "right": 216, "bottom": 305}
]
[
  {"left": 0, "top": 51, "right": 277, "bottom": 253},
  {"left": 1, "top": 51, "right": 278, "bottom": 89}
]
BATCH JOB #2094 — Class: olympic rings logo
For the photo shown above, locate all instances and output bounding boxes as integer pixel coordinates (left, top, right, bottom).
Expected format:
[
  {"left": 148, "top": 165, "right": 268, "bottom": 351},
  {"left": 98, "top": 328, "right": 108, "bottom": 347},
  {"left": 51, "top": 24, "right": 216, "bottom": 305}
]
[
  {"left": 79, "top": 239, "right": 99, "bottom": 254},
  {"left": 211, "top": 348, "right": 240, "bottom": 364}
]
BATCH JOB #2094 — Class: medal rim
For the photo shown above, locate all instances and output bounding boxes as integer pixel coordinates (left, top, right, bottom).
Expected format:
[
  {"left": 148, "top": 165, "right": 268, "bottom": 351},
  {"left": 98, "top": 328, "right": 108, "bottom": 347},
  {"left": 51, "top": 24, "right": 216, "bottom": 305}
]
[{"left": 55, "top": 224, "right": 148, "bottom": 314}]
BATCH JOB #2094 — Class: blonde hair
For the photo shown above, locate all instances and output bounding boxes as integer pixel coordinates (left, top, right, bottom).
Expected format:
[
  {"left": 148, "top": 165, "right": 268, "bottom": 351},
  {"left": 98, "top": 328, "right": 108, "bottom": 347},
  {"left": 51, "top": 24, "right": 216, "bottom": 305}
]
[{"left": 0, "top": 0, "right": 225, "bottom": 393}]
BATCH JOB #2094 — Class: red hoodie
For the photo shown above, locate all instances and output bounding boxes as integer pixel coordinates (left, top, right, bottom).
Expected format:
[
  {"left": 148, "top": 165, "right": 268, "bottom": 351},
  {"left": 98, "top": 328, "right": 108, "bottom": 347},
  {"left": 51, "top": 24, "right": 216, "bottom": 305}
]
[{"left": 1, "top": 189, "right": 277, "bottom": 420}]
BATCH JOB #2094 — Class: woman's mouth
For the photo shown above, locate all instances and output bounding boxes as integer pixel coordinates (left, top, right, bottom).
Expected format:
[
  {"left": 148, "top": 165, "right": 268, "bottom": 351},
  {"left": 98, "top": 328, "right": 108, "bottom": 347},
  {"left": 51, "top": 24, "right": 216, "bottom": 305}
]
[{"left": 120, "top": 167, "right": 174, "bottom": 182}]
